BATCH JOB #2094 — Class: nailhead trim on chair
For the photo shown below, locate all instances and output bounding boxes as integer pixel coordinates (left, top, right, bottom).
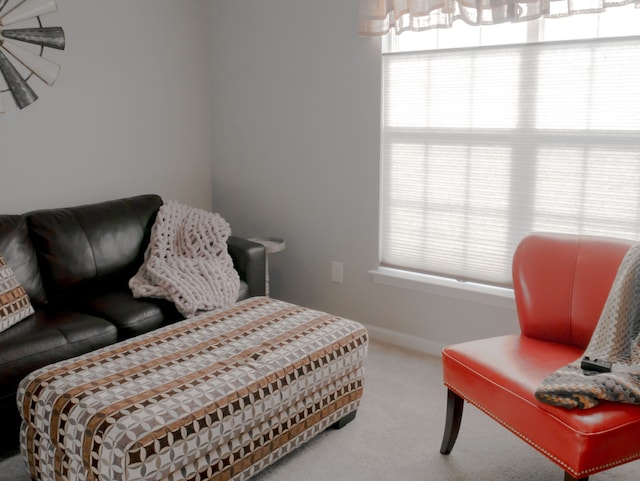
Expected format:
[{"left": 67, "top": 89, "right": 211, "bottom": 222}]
[{"left": 444, "top": 383, "right": 640, "bottom": 479}]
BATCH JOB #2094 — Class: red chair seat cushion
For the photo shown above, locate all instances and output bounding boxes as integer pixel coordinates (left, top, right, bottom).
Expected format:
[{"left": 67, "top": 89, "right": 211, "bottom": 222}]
[{"left": 442, "top": 334, "right": 640, "bottom": 478}]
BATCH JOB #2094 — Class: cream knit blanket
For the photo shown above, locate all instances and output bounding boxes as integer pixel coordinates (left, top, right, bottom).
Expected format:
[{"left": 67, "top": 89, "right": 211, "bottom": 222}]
[
  {"left": 535, "top": 242, "right": 640, "bottom": 409},
  {"left": 129, "top": 201, "right": 240, "bottom": 317}
]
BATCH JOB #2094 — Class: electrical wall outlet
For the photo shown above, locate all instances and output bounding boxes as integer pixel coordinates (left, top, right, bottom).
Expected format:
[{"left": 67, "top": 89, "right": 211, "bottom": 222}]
[{"left": 331, "top": 261, "right": 343, "bottom": 283}]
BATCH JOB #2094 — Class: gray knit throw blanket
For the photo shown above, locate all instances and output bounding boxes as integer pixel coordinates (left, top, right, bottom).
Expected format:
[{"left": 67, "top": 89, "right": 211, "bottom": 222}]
[
  {"left": 535, "top": 242, "right": 640, "bottom": 409},
  {"left": 129, "top": 201, "right": 240, "bottom": 317}
]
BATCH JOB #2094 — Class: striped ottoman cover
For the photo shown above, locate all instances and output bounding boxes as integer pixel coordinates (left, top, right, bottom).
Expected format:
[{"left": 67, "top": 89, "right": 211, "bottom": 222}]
[{"left": 17, "top": 297, "right": 368, "bottom": 481}]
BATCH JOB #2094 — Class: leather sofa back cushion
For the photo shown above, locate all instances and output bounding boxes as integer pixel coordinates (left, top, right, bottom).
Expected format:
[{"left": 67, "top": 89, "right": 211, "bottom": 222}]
[
  {"left": 27, "top": 195, "right": 163, "bottom": 303},
  {"left": 0, "top": 215, "right": 47, "bottom": 304}
]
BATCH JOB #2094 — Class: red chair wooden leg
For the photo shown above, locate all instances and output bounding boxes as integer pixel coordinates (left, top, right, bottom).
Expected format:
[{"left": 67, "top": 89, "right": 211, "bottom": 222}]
[
  {"left": 564, "top": 472, "right": 588, "bottom": 481},
  {"left": 440, "top": 388, "right": 464, "bottom": 455}
]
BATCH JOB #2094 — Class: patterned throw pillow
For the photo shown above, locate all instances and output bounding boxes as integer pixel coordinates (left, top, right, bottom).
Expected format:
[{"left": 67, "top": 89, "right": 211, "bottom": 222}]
[{"left": 0, "top": 253, "right": 34, "bottom": 333}]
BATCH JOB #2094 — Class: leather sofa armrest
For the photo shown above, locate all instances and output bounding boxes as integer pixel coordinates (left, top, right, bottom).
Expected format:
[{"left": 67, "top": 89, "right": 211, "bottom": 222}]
[{"left": 227, "top": 236, "right": 266, "bottom": 297}]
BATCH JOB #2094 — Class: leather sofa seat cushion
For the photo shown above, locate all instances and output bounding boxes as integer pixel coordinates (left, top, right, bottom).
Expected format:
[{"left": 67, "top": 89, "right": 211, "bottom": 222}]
[
  {"left": 237, "top": 280, "right": 249, "bottom": 300},
  {"left": 0, "top": 309, "right": 117, "bottom": 393},
  {"left": 0, "top": 309, "right": 117, "bottom": 453},
  {"left": 78, "top": 280, "right": 250, "bottom": 340},
  {"left": 27, "top": 195, "right": 163, "bottom": 303},
  {"left": 0, "top": 215, "right": 46, "bottom": 304},
  {"left": 442, "top": 334, "right": 640, "bottom": 475},
  {"left": 78, "top": 291, "right": 181, "bottom": 340}
]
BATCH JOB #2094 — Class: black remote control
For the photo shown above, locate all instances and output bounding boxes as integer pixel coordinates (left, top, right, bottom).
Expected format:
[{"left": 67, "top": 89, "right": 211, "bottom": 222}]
[{"left": 580, "top": 356, "right": 612, "bottom": 373}]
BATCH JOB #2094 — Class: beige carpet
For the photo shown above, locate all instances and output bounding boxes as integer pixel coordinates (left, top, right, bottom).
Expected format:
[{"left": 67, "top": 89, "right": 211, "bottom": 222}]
[{"left": 1, "top": 341, "right": 638, "bottom": 481}]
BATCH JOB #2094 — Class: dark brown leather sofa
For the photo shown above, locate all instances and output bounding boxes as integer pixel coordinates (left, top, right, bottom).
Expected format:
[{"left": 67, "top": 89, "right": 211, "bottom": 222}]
[{"left": 0, "top": 194, "right": 265, "bottom": 452}]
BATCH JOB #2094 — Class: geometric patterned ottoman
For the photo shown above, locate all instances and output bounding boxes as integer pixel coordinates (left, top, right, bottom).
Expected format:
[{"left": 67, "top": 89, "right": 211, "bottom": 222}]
[{"left": 17, "top": 297, "right": 368, "bottom": 481}]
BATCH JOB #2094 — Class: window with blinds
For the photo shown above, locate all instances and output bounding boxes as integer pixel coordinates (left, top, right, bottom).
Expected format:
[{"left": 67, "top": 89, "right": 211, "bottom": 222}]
[{"left": 380, "top": 9, "right": 640, "bottom": 288}]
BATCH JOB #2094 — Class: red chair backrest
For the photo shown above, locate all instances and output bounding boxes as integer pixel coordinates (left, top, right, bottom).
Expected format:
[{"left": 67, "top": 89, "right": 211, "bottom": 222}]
[{"left": 512, "top": 233, "right": 633, "bottom": 349}]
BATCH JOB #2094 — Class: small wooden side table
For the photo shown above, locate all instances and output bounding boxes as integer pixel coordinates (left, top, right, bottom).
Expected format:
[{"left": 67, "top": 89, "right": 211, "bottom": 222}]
[{"left": 249, "top": 237, "right": 285, "bottom": 296}]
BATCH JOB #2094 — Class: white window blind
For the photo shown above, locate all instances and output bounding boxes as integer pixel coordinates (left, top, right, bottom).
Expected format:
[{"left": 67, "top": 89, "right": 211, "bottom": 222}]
[{"left": 381, "top": 34, "right": 640, "bottom": 287}]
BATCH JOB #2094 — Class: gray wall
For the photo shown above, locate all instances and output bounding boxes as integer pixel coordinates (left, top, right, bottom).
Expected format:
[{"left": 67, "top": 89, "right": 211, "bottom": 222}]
[
  {"left": 0, "top": 1, "right": 213, "bottom": 213},
  {"left": 209, "top": 0, "right": 519, "bottom": 354},
  {"left": 0, "top": 0, "right": 519, "bottom": 354}
]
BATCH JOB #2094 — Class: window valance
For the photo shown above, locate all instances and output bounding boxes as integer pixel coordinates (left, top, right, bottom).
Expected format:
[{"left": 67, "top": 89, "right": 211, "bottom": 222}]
[{"left": 359, "top": 0, "right": 639, "bottom": 35}]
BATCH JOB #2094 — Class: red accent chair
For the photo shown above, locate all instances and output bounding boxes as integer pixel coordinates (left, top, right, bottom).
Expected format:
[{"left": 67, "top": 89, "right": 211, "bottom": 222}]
[{"left": 440, "top": 233, "right": 640, "bottom": 481}]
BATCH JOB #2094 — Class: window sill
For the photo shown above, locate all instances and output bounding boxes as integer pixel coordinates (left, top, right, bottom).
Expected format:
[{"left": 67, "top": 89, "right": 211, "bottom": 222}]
[{"left": 369, "top": 267, "right": 515, "bottom": 309}]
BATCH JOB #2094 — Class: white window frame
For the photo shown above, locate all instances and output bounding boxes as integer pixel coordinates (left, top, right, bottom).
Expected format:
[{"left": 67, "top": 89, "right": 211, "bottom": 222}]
[{"left": 371, "top": 6, "right": 640, "bottom": 305}]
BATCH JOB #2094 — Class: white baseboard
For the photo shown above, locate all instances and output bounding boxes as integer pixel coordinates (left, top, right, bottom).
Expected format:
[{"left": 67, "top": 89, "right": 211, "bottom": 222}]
[{"left": 361, "top": 323, "right": 445, "bottom": 358}]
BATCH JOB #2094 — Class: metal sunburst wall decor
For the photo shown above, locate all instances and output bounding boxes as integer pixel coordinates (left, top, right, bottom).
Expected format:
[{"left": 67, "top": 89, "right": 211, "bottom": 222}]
[{"left": 0, "top": 0, "right": 65, "bottom": 113}]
